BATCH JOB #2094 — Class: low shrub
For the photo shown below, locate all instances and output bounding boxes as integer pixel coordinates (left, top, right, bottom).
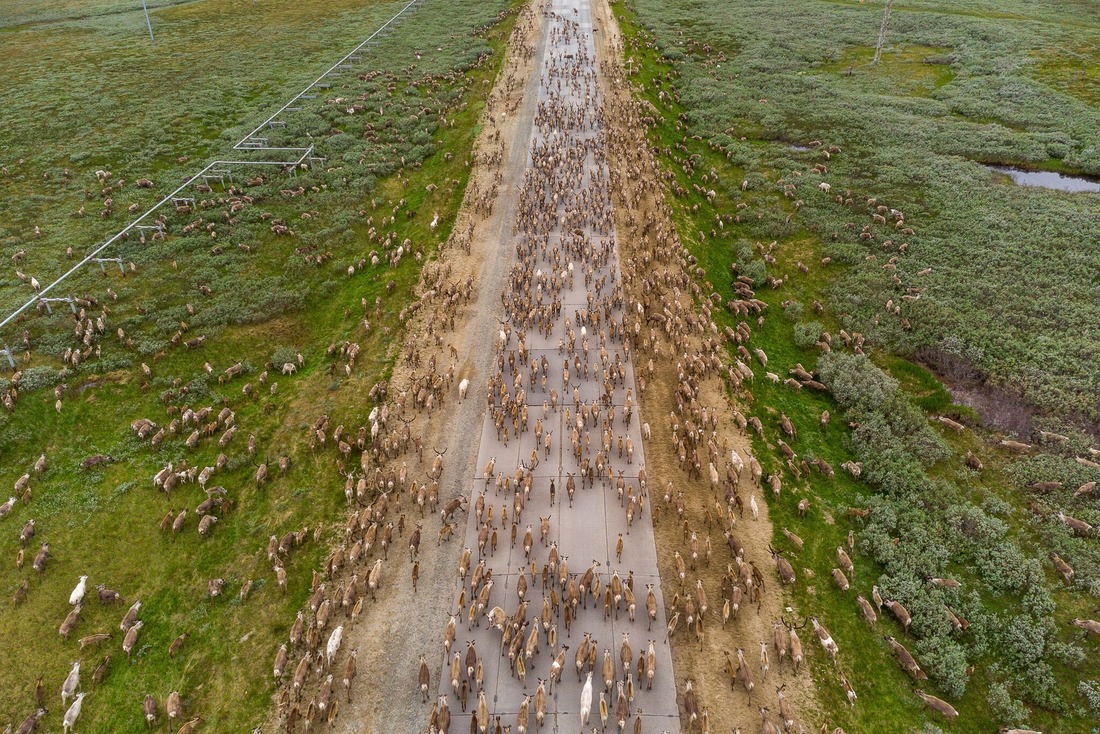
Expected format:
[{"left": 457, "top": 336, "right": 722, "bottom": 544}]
[
  {"left": 987, "top": 681, "right": 1030, "bottom": 726},
  {"left": 1078, "top": 680, "right": 1100, "bottom": 713},
  {"left": 974, "top": 541, "right": 1042, "bottom": 594},
  {"left": 18, "top": 365, "right": 63, "bottom": 393},
  {"left": 272, "top": 347, "right": 300, "bottom": 371},
  {"left": 740, "top": 258, "right": 767, "bottom": 286},
  {"left": 793, "top": 320, "right": 823, "bottom": 348},
  {"left": 915, "top": 635, "right": 968, "bottom": 699}
]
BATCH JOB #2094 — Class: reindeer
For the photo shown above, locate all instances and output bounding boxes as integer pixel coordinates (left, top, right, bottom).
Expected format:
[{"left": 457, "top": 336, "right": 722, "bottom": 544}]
[
  {"left": 430, "top": 447, "right": 447, "bottom": 482},
  {"left": 782, "top": 617, "right": 806, "bottom": 671},
  {"left": 810, "top": 617, "right": 838, "bottom": 662},
  {"left": 915, "top": 690, "right": 958, "bottom": 720},
  {"left": 769, "top": 545, "right": 795, "bottom": 585}
]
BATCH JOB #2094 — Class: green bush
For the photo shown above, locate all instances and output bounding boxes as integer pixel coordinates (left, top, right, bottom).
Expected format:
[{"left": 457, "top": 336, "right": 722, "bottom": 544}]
[
  {"left": 137, "top": 339, "right": 169, "bottom": 356},
  {"left": 79, "top": 355, "right": 134, "bottom": 374},
  {"left": 1047, "top": 639, "right": 1085, "bottom": 668},
  {"left": 735, "top": 240, "right": 754, "bottom": 264},
  {"left": 974, "top": 541, "right": 1042, "bottom": 594},
  {"left": 915, "top": 635, "right": 968, "bottom": 699},
  {"left": 32, "top": 329, "right": 77, "bottom": 358},
  {"left": 18, "top": 365, "right": 63, "bottom": 393},
  {"left": 987, "top": 682, "right": 1030, "bottom": 726},
  {"left": 818, "top": 352, "right": 948, "bottom": 473},
  {"left": 1078, "top": 680, "right": 1100, "bottom": 713},
  {"left": 782, "top": 300, "right": 803, "bottom": 321},
  {"left": 740, "top": 258, "right": 767, "bottom": 285},
  {"left": 793, "top": 320, "right": 823, "bottom": 348},
  {"left": 946, "top": 503, "right": 1008, "bottom": 546},
  {"left": 999, "top": 613, "right": 1051, "bottom": 667},
  {"left": 272, "top": 347, "right": 300, "bottom": 371}
]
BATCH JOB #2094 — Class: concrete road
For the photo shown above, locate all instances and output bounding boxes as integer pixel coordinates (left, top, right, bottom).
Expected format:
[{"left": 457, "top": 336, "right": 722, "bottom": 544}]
[{"left": 435, "top": 0, "right": 682, "bottom": 731}]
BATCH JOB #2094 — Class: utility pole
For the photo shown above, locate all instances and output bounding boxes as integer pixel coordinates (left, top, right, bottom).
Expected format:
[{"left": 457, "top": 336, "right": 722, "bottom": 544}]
[
  {"left": 871, "top": 0, "right": 888, "bottom": 64},
  {"left": 141, "top": 0, "right": 156, "bottom": 45}
]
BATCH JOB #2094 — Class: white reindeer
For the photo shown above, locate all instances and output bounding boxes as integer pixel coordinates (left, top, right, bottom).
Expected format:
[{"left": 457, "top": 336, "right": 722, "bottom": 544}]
[
  {"left": 61, "top": 661, "right": 80, "bottom": 705},
  {"left": 326, "top": 625, "right": 344, "bottom": 668},
  {"left": 69, "top": 575, "right": 88, "bottom": 606},
  {"left": 63, "top": 692, "right": 86, "bottom": 734},
  {"left": 579, "top": 671, "right": 593, "bottom": 726}
]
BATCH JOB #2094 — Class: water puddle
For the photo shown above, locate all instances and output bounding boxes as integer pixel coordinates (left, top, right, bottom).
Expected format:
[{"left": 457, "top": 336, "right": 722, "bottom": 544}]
[{"left": 988, "top": 165, "right": 1100, "bottom": 192}]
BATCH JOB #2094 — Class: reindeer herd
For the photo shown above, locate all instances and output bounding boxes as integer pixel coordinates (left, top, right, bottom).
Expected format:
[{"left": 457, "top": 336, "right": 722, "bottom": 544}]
[
  {"left": 417, "top": 3, "right": 686, "bottom": 730},
  {"left": 274, "top": 0, "right": 858, "bottom": 729},
  {"left": 8, "top": 0, "right": 1100, "bottom": 733}
]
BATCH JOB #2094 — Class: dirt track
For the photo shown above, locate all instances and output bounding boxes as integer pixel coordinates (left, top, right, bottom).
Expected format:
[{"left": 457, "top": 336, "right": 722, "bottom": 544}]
[{"left": 427, "top": 0, "right": 682, "bottom": 729}]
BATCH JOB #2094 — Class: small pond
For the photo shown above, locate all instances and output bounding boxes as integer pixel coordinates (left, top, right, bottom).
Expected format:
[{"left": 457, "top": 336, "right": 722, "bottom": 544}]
[{"left": 988, "top": 165, "right": 1100, "bottom": 193}]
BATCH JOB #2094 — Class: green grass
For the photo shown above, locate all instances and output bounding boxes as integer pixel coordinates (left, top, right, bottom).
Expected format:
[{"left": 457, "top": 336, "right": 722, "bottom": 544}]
[
  {"left": 0, "top": 0, "right": 408, "bottom": 311},
  {"left": 1032, "top": 45, "right": 1100, "bottom": 107},
  {"left": 610, "top": 1, "right": 1100, "bottom": 730},
  {"left": 877, "top": 355, "right": 953, "bottom": 413},
  {"left": 821, "top": 44, "right": 957, "bottom": 97},
  {"left": 0, "top": 0, "right": 201, "bottom": 27},
  {"left": 0, "top": 0, "right": 522, "bottom": 730}
]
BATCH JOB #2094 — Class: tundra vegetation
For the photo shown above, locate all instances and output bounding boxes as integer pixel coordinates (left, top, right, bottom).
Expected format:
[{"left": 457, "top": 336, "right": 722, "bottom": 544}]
[
  {"left": 620, "top": 0, "right": 1100, "bottom": 425},
  {"left": 611, "top": 0, "right": 1100, "bottom": 731},
  {"left": 0, "top": 0, "right": 519, "bottom": 730}
]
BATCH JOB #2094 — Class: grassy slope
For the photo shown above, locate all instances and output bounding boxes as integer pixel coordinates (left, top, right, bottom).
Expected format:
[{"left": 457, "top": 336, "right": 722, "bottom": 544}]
[
  {"left": 0, "top": 0, "right": 520, "bottom": 731},
  {"left": 611, "top": 1, "right": 1098, "bottom": 731}
]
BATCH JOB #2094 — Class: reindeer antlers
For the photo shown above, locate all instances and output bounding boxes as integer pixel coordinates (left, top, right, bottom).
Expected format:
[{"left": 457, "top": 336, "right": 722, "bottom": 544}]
[{"left": 780, "top": 615, "right": 806, "bottom": 630}]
